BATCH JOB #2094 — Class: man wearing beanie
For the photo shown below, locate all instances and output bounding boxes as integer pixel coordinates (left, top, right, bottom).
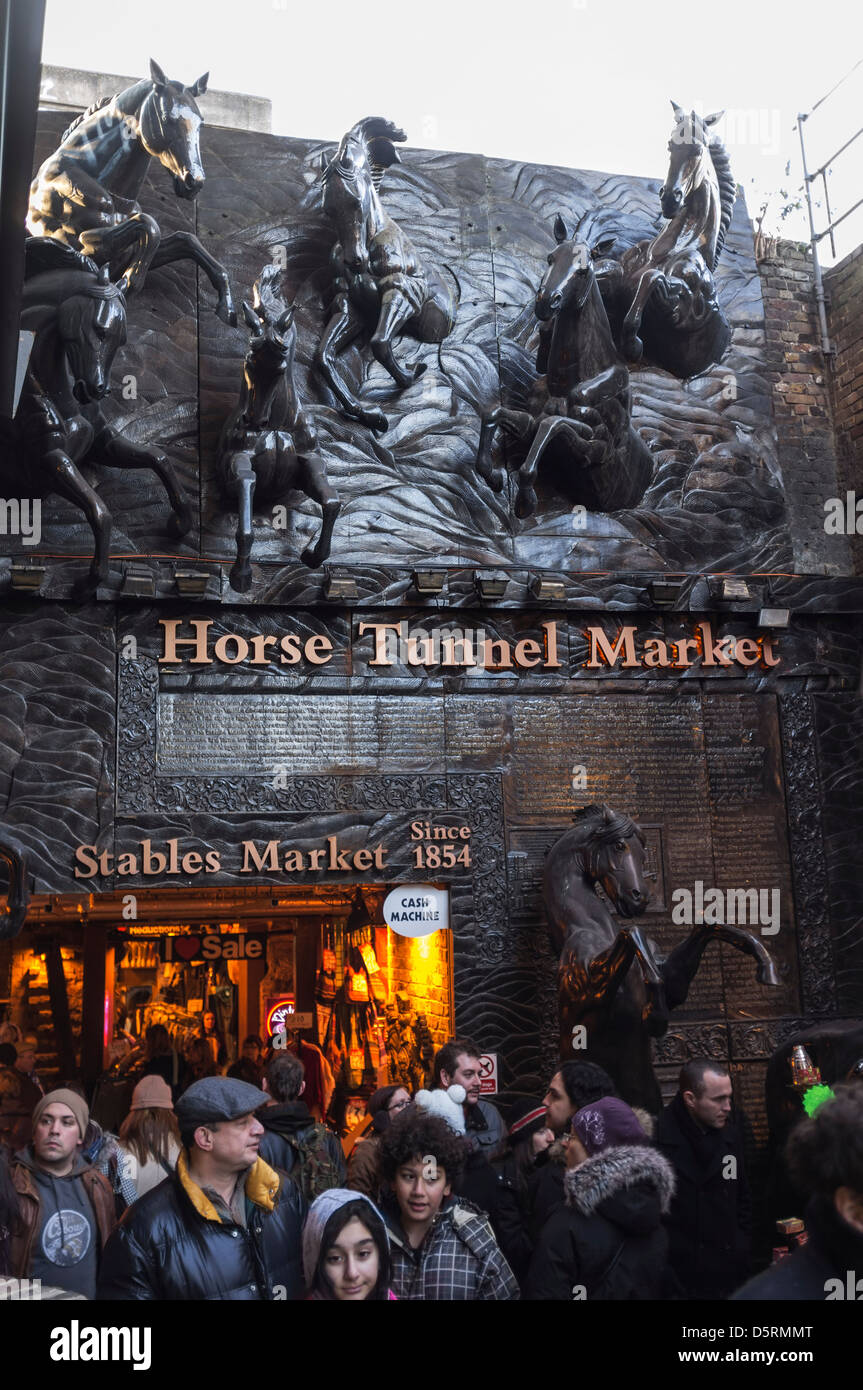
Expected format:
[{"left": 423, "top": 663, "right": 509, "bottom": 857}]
[
  {"left": 10, "top": 1089, "right": 117, "bottom": 1298},
  {"left": 98, "top": 1076, "right": 305, "bottom": 1299}
]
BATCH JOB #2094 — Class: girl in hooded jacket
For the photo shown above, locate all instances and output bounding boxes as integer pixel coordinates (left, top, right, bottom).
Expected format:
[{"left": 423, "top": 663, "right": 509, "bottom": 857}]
[
  {"left": 303, "top": 1188, "right": 396, "bottom": 1300},
  {"left": 525, "top": 1096, "right": 676, "bottom": 1300}
]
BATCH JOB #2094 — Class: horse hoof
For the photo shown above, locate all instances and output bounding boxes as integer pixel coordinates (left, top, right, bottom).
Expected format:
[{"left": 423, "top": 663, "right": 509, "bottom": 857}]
[
  {"left": 73, "top": 570, "right": 100, "bottom": 600},
  {"left": 488, "top": 468, "right": 505, "bottom": 493},
  {"left": 623, "top": 333, "right": 644, "bottom": 362},
  {"left": 300, "top": 544, "right": 327, "bottom": 568},
  {"left": 758, "top": 961, "right": 782, "bottom": 988},
  {"left": 229, "top": 563, "right": 252, "bottom": 593},
  {"left": 410, "top": 361, "right": 428, "bottom": 382},
  {"left": 514, "top": 486, "right": 537, "bottom": 519},
  {"left": 360, "top": 409, "right": 388, "bottom": 434},
  {"left": 217, "top": 297, "right": 237, "bottom": 328}
]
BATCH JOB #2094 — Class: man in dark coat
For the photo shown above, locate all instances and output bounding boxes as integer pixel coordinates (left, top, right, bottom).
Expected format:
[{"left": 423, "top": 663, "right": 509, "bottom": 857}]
[
  {"left": 656, "top": 1059, "right": 751, "bottom": 1300},
  {"left": 98, "top": 1077, "right": 305, "bottom": 1300},
  {"left": 526, "top": 1096, "right": 675, "bottom": 1300},
  {"left": 528, "top": 1061, "right": 618, "bottom": 1241},
  {"left": 256, "top": 1051, "right": 345, "bottom": 1197},
  {"left": 733, "top": 1084, "right": 863, "bottom": 1299}
]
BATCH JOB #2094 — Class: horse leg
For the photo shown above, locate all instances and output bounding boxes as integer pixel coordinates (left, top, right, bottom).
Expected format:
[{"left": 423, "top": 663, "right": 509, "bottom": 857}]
[
  {"left": 515, "top": 414, "right": 593, "bottom": 519},
  {"left": 44, "top": 448, "right": 111, "bottom": 591},
  {"left": 476, "top": 408, "right": 535, "bottom": 492},
  {"left": 561, "top": 927, "right": 638, "bottom": 1014},
  {"left": 297, "top": 452, "right": 340, "bottom": 568},
  {"left": 149, "top": 230, "right": 237, "bottom": 327},
  {"left": 370, "top": 286, "right": 426, "bottom": 390},
  {"left": 661, "top": 924, "right": 781, "bottom": 1012},
  {"left": 621, "top": 268, "right": 664, "bottom": 361},
  {"left": 314, "top": 293, "right": 386, "bottom": 433},
  {"left": 79, "top": 214, "right": 160, "bottom": 296},
  {"left": 90, "top": 428, "right": 193, "bottom": 538},
  {"left": 223, "top": 453, "right": 255, "bottom": 592}
]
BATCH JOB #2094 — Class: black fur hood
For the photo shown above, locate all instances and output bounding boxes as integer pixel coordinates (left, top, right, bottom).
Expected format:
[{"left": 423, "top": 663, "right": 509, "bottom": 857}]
[{"left": 563, "top": 1144, "right": 676, "bottom": 1222}]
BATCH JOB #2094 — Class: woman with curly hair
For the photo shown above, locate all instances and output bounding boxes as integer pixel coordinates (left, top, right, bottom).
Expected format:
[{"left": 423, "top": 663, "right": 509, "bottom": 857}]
[{"left": 378, "top": 1108, "right": 518, "bottom": 1300}]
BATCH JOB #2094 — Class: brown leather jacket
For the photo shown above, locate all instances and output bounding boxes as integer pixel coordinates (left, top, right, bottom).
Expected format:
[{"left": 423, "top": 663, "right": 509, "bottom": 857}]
[{"left": 10, "top": 1153, "right": 117, "bottom": 1278}]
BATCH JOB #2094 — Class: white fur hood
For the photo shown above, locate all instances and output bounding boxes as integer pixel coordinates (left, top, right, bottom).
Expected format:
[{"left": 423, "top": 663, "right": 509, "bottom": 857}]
[{"left": 563, "top": 1143, "right": 676, "bottom": 1218}]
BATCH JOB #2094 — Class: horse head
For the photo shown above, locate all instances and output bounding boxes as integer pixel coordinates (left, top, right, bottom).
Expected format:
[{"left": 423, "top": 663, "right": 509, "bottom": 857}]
[
  {"left": 139, "top": 58, "right": 208, "bottom": 199},
  {"left": 321, "top": 116, "right": 406, "bottom": 267},
  {"left": 660, "top": 101, "right": 723, "bottom": 221},
  {"left": 53, "top": 265, "right": 127, "bottom": 404},
  {"left": 240, "top": 265, "right": 296, "bottom": 428},
  {"left": 580, "top": 804, "right": 650, "bottom": 919},
  {"left": 535, "top": 215, "right": 595, "bottom": 322}
]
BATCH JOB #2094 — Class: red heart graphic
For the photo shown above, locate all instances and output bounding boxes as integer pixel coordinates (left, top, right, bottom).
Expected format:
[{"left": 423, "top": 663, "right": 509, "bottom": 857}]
[{"left": 174, "top": 936, "right": 201, "bottom": 961}]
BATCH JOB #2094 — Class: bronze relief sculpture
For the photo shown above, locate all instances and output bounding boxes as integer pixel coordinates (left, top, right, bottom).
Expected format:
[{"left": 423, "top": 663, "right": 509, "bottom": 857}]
[
  {"left": 217, "top": 265, "right": 340, "bottom": 591},
  {"left": 594, "top": 103, "right": 735, "bottom": 379},
  {"left": 6, "top": 240, "right": 192, "bottom": 591},
  {"left": 475, "top": 214, "right": 654, "bottom": 518},
  {"left": 544, "top": 805, "right": 779, "bottom": 1110},
  {"left": 27, "top": 59, "right": 235, "bottom": 325},
  {"left": 315, "top": 117, "right": 458, "bottom": 433}
]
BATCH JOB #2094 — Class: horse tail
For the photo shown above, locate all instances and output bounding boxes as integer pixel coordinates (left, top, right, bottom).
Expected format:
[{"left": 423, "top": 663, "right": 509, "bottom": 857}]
[
  {"left": 60, "top": 94, "right": 114, "bottom": 145},
  {"left": 708, "top": 137, "right": 736, "bottom": 270}
]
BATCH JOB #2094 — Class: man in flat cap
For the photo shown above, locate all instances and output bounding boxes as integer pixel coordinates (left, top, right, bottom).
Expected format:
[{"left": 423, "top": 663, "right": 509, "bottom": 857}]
[{"left": 98, "top": 1077, "right": 306, "bottom": 1299}]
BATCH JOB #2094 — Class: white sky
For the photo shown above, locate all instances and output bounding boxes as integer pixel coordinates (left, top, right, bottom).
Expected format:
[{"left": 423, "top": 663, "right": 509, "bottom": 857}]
[{"left": 40, "top": 0, "right": 863, "bottom": 263}]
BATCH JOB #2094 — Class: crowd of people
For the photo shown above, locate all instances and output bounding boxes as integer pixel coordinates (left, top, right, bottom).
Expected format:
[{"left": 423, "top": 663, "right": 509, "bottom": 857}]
[{"left": 1, "top": 1029, "right": 861, "bottom": 1301}]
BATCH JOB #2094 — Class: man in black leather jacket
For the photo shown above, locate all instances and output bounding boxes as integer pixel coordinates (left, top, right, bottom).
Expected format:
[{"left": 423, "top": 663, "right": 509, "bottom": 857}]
[{"left": 98, "top": 1077, "right": 305, "bottom": 1300}]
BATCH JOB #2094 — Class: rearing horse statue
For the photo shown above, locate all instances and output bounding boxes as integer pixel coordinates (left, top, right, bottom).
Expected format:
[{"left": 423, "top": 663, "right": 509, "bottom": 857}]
[
  {"left": 544, "top": 804, "right": 780, "bottom": 1111},
  {"left": 594, "top": 103, "right": 736, "bottom": 379},
  {"left": 27, "top": 59, "right": 235, "bottom": 325},
  {"left": 475, "top": 214, "right": 653, "bottom": 519},
  {"left": 315, "top": 116, "right": 458, "bottom": 434}
]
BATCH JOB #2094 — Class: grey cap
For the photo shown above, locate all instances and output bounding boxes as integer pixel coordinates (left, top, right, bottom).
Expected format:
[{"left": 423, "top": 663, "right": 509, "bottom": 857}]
[{"left": 175, "top": 1076, "right": 269, "bottom": 1129}]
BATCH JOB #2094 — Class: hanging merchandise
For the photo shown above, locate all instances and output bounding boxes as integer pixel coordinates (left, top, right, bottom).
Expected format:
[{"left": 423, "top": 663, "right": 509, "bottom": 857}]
[
  {"left": 347, "top": 1013, "right": 364, "bottom": 1090},
  {"left": 358, "top": 925, "right": 380, "bottom": 976},
  {"left": 345, "top": 942, "right": 370, "bottom": 1002},
  {"left": 316, "top": 925, "right": 337, "bottom": 1001}
]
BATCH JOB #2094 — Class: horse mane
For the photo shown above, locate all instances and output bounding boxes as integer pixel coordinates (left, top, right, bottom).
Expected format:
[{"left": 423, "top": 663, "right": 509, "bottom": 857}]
[
  {"left": 60, "top": 95, "right": 114, "bottom": 145},
  {"left": 708, "top": 136, "right": 736, "bottom": 270},
  {"left": 568, "top": 803, "right": 645, "bottom": 849},
  {"left": 252, "top": 264, "right": 289, "bottom": 324}
]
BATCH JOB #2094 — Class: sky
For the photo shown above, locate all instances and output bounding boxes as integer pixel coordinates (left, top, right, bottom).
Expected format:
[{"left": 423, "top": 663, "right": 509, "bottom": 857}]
[{"left": 39, "top": 0, "right": 863, "bottom": 263}]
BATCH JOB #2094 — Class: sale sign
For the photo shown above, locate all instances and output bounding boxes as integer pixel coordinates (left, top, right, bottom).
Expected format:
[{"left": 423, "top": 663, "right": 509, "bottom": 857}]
[{"left": 162, "top": 933, "right": 266, "bottom": 963}]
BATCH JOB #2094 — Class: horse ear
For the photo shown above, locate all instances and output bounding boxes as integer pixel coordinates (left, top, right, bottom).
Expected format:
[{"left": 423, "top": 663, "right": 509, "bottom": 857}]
[
  {"left": 189, "top": 72, "right": 209, "bottom": 98},
  {"left": 149, "top": 59, "right": 168, "bottom": 88},
  {"left": 553, "top": 213, "right": 570, "bottom": 244},
  {"left": 242, "top": 301, "right": 261, "bottom": 332},
  {"left": 670, "top": 99, "right": 685, "bottom": 118},
  {"left": 592, "top": 233, "right": 617, "bottom": 259},
  {"left": 276, "top": 307, "right": 294, "bottom": 334},
  {"left": 704, "top": 110, "right": 724, "bottom": 127}
]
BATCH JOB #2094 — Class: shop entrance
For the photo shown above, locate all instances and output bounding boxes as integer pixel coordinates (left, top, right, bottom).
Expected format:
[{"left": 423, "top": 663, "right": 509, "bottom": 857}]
[{"left": 8, "top": 885, "right": 454, "bottom": 1135}]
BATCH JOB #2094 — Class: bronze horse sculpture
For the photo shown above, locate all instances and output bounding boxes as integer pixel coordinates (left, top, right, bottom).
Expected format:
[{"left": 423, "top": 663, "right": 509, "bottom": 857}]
[
  {"left": 315, "top": 116, "right": 457, "bottom": 433},
  {"left": 476, "top": 214, "right": 653, "bottom": 519},
  {"left": 3, "top": 240, "right": 192, "bottom": 591},
  {"left": 544, "top": 804, "right": 780, "bottom": 1110},
  {"left": 217, "top": 265, "right": 340, "bottom": 591},
  {"left": 593, "top": 103, "right": 736, "bottom": 379},
  {"left": 27, "top": 59, "right": 235, "bottom": 325}
]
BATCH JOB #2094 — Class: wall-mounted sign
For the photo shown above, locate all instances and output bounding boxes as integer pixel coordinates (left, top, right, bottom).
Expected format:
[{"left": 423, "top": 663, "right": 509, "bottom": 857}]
[
  {"left": 383, "top": 885, "right": 449, "bottom": 937},
  {"left": 265, "top": 998, "right": 313, "bottom": 1034},
  {"left": 478, "top": 1053, "right": 498, "bottom": 1096},
  {"left": 162, "top": 933, "right": 266, "bottom": 962}
]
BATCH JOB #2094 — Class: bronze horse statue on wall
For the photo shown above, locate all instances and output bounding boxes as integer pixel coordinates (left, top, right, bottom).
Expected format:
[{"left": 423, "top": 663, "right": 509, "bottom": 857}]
[
  {"left": 544, "top": 804, "right": 780, "bottom": 1110},
  {"left": 217, "top": 265, "right": 340, "bottom": 591},
  {"left": 315, "top": 116, "right": 458, "bottom": 433},
  {"left": 0, "top": 835, "right": 29, "bottom": 941},
  {"left": 476, "top": 214, "right": 653, "bottom": 518},
  {"left": 3, "top": 240, "right": 192, "bottom": 591},
  {"left": 593, "top": 103, "right": 736, "bottom": 379},
  {"left": 27, "top": 59, "right": 235, "bottom": 325}
]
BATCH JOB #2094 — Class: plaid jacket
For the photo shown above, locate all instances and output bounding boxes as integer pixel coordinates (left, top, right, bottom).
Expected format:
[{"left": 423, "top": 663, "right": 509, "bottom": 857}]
[{"left": 384, "top": 1198, "right": 519, "bottom": 1301}]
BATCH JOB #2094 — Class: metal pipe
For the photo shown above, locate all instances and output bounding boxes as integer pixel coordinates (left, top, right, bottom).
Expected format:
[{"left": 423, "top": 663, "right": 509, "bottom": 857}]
[{"left": 797, "top": 114, "right": 834, "bottom": 361}]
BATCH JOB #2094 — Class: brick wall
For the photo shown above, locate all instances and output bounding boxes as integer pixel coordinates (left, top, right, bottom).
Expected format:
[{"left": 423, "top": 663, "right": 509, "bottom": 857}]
[
  {"left": 758, "top": 241, "right": 850, "bottom": 573},
  {"left": 825, "top": 245, "right": 863, "bottom": 575},
  {"left": 387, "top": 928, "right": 452, "bottom": 1050}
]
